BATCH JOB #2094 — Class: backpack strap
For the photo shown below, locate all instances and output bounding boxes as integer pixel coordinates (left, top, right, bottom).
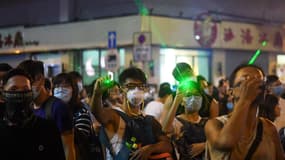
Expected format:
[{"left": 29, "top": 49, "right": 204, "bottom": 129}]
[
  {"left": 43, "top": 96, "right": 57, "bottom": 119},
  {"left": 99, "top": 111, "right": 128, "bottom": 159},
  {"left": 244, "top": 119, "right": 263, "bottom": 160},
  {"left": 99, "top": 127, "right": 116, "bottom": 159}
]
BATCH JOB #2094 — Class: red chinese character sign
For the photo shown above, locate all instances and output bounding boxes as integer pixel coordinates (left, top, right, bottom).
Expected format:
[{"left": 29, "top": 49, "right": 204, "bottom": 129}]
[
  {"left": 194, "top": 13, "right": 217, "bottom": 48},
  {"left": 240, "top": 28, "right": 253, "bottom": 44},
  {"left": 224, "top": 28, "right": 234, "bottom": 42},
  {"left": 259, "top": 32, "right": 268, "bottom": 43},
  {"left": 274, "top": 31, "right": 283, "bottom": 49},
  {"left": 0, "top": 31, "right": 38, "bottom": 49}
]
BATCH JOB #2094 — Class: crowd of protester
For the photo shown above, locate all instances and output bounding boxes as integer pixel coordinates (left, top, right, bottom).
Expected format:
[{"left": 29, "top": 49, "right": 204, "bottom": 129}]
[{"left": 0, "top": 60, "right": 285, "bottom": 160}]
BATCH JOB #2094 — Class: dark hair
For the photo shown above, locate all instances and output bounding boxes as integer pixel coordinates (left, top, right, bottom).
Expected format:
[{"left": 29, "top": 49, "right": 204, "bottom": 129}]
[
  {"left": 228, "top": 63, "right": 265, "bottom": 87},
  {"left": 119, "top": 67, "right": 147, "bottom": 85},
  {"left": 197, "top": 75, "right": 207, "bottom": 82},
  {"left": 102, "top": 81, "right": 120, "bottom": 107},
  {"left": 259, "top": 94, "right": 279, "bottom": 122},
  {"left": 0, "top": 63, "right": 12, "bottom": 72},
  {"left": 53, "top": 73, "right": 81, "bottom": 111},
  {"left": 44, "top": 78, "right": 52, "bottom": 91},
  {"left": 172, "top": 62, "right": 193, "bottom": 81},
  {"left": 218, "top": 78, "right": 226, "bottom": 87},
  {"left": 266, "top": 75, "right": 279, "bottom": 85},
  {"left": 158, "top": 82, "right": 173, "bottom": 98},
  {"left": 17, "top": 60, "right": 44, "bottom": 81},
  {"left": 2, "top": 68, "right": 32, "bottom": 86},
  {"left": 69, "top": 71, "right": 83, "bottom": 80}
]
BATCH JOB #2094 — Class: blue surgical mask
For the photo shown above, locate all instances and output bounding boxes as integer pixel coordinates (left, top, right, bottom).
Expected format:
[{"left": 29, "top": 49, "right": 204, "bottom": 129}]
[
  {"left": 53, "top": 87, "right": 72, "bottom": 103},
  {"left": 272, "top": 85, "right": 284, "bottom": 96},
  {"left": 226, "top": 102, "right": 234, "bottom": 110},
  {"left": 183, "top": 95, "right": 202, "bottom": 114},
  {"left": 204, "top": 88, "right": 209, "bottom": 95}
]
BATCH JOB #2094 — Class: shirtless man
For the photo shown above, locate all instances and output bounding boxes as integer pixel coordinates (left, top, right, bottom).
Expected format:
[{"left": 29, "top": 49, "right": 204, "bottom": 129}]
[{"left": 205, "top": 64, "right": 284, "bottom": 160}]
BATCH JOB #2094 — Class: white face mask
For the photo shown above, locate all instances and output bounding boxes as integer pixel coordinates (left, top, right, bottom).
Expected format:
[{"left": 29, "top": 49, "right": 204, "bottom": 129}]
[
  {"left": 204, "top": 88, "right": 209, "bottom": 95},
  {"left": 126, "top": 88, "right": 145, "bottom": 106},
  {"left": 77, "top": 82, "right": 83, "bottom": 93},
  {"left": 183, "top": 95, "right": 202, "bottom": 114},
  {"left": 32, "top": 86, "right": 40, "bottom": 99},
  {"left": 53, "top": 87, "right": 72, "bottom": 103}
]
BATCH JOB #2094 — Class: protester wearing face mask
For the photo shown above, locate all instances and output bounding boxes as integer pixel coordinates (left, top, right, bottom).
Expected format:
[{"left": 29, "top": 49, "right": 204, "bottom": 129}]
[
  {"left": 0, "top": 68, "right": 65, "bottom": 159},
  {"left": 161, "top": 80, "right": 208, "bottom": 160},
  {"left": 266, "top": 75, "right": 285, "bottom": 132},
  {"left": 53, "top": 73, "right": 101, "bottom": 160},
  {"left": 90, "top": 67, "right": 174, "bottom": 160},
  {"left": 0, "top": 63, "right": 12, "bottom": 119},
  {"left": 17, "top": 60, "right": 75, "bottom": 160}
]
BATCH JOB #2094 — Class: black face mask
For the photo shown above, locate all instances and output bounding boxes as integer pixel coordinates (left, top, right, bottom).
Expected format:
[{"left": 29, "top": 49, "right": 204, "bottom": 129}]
[{"left": 1, "top": 90, "right": 33, "bottom": 125}]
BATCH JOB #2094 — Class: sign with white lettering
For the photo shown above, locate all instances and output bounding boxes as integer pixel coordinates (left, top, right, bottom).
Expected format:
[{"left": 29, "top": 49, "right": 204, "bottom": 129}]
[
  {"left": 105, "top": 49, "right": 120, "bottom": 72},
  {"left": 133, "top": 32, "right": 151, "bottom": 62}
]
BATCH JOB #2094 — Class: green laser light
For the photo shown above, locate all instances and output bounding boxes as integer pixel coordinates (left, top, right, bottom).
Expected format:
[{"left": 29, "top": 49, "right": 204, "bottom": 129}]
[
  {"left": 102, "top": 79, "right": 114, "bottom": 88},
  {"left": 248, "top": 41, "right": 267, "bottom": 64},
  {"left": 179, "top": 79, "right": 199, "bottom": 94}
]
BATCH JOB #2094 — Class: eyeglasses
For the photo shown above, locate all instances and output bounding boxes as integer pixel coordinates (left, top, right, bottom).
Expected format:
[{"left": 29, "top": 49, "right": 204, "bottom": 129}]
[{"left": 122, "top": 83, "right": 148, "bottom": 91}]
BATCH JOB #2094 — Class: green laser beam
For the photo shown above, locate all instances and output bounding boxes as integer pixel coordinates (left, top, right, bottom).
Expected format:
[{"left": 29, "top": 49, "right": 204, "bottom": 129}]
[
  {"left": 134, "top": 0, "right": 149, "bottom": 16},
  {"left": 248, "top": 41, "right": 267, "bottom": 64},
  {"left": 248, "top": 49, "right": 261, "bottom": 65}
]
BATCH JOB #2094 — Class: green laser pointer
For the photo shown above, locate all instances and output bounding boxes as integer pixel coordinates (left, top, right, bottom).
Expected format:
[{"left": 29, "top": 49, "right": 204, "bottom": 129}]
[{"left": 248, "top": 41, "right": 267, "bottom": 64}]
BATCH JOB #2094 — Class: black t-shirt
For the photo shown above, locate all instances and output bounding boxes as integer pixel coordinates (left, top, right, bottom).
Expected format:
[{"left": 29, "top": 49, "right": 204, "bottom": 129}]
[{"left": 0, "top": 115, "right": 65, "bottom": 160}]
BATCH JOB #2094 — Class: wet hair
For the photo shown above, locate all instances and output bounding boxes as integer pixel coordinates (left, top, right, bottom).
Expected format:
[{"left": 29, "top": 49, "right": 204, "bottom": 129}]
[
  {"left": 158, "top": 82, "right": 173, "bottom": 98},
  {"left": 259, "top": 94, "right": 279, "bottom": 122},
  {"left": 172, "top": 62, "right": 193, "bottom": 82},
  {"left": 17, "top": 60, "right": 44, "bottom": 81},
  {"left": 0, "top": 63, "right": 12, "bottom": 72},
  {"left": 228, "top": 63, "right": 265, "bottom": 87},
  {"left": 53, "top": 73, "right": 80, "bottom": 110},
  {"left": 2, "top": 68, "right": 32, "bottom": 86},
  {"left": 119, "top": 67, "right": 147, "bottom": 85}
]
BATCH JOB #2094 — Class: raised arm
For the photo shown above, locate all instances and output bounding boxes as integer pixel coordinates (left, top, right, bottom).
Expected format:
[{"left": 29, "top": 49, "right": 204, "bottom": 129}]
[
  {"left": 89, "top": 77, "right": 115, "bottom": 125},
  {"left": 161, "top": 88, "right": 184, "bottom": 133},
  {"left": 205, "top": 77, "right": 261, "bottom": 151},
  {"left": 209, "top": 98, "right": 219, "bottom": 118}
]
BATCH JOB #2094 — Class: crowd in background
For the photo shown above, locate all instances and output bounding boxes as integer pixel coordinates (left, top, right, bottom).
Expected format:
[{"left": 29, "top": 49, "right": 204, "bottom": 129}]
[{"left": 0, "top": 60, "right": 285, "bottom": 160}]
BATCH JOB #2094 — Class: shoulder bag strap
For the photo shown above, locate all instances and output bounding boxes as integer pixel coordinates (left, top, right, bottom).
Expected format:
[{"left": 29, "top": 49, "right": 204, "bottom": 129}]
[
  {"left": 44, "top": 96, "right": 56, "bottom": 119},
  {"left": 99, "top": 127, "right": 116, "bottom": 159},
  {"left": 244, "top": 119, "right": 263, "bottom": 160}
]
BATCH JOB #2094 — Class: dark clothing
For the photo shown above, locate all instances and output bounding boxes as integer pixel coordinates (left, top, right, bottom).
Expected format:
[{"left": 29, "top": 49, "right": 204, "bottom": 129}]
[
  {"left": 175, "top": 117, "right": 208, "bottom": 160},
  {"left": 100, "top": 110, "right": 169, "bottom": 159},
  {"left": 74, "top": 104, "right": 103, "bottom": 160},
  {"left": 0, "top": 115, "right": 65, "bottom": 160},
  {"left": 218, "top": 94, "right": 230, "bottom": 116},
  {"left": 34, "top": 96, "right": 73, "bottom": 133},
  {"left": 199, "top": 94, "right": 213, "bottom": 118}
]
